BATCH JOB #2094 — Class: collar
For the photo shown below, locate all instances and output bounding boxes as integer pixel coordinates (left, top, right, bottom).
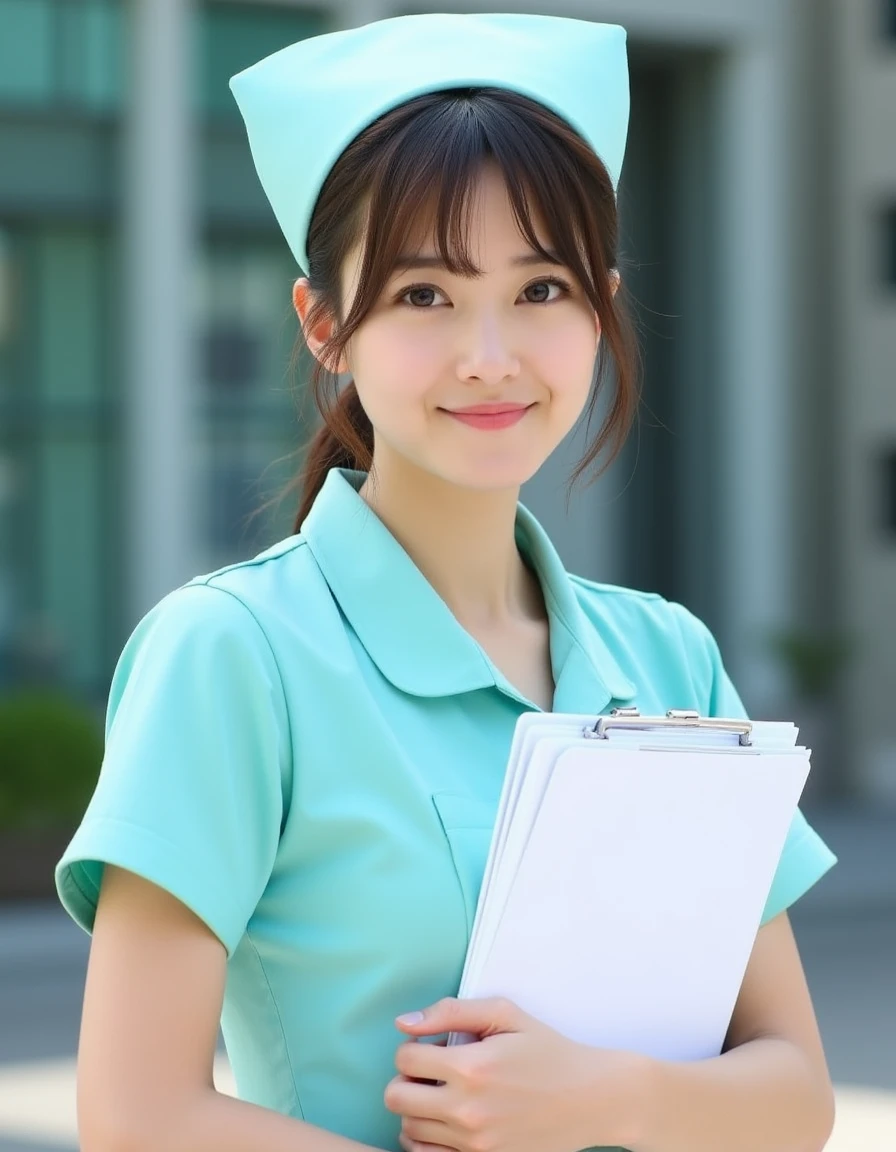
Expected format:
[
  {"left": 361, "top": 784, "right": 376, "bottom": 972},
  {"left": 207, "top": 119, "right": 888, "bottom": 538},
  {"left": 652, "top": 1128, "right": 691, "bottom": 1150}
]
[{"left": 300, "top": 469, "right": 636, "bottom": 713}]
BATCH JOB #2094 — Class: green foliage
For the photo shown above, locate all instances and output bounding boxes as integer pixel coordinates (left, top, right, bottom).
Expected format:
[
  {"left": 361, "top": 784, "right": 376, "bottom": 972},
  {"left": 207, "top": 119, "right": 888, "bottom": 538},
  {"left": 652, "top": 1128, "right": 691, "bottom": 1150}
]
[
  {"left": 0, "top": 689, "right": 103, "bottom": 831},
  {"left": 769, "top": 630, "right": 853, "bottom": 702}
]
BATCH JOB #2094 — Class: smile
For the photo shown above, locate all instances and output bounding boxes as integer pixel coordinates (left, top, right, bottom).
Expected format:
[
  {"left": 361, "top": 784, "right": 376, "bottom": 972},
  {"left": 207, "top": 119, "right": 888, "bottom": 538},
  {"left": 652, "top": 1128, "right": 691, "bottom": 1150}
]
[{"left": 442, "top": 403, "right": 534, "bottom": 431}]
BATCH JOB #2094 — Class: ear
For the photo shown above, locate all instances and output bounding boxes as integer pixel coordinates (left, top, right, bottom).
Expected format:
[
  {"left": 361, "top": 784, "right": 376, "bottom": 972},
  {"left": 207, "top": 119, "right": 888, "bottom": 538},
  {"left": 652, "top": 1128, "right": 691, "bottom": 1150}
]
[{"left": 292, "top": 278, "right": 349, "bottom": 374}]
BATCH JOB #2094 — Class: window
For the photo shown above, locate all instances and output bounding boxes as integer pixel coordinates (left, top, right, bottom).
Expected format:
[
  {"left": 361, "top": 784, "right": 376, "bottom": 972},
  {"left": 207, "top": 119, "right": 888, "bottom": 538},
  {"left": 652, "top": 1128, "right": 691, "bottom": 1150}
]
[
  {"left": 196, "top": 241, "right": 312, "bottom": 568},
  {"left": 884, "top": 205, "right": 896, "bottom": 287},
  {"left": 0, "top": 0, "right": 54, "bottom": 105},
  {"left": 885, "top": 0, "right": 896, "bottom": 40},
  {"left": 0, "top": 224, "right": 117, "bottom": 699},
  {"left": 883, "top": 447, "right": 896, "bottom": 538},
  {"left": 199, "top": 4, "right": 327, "bottom": 118},
  {"left": 0, "top": 0, "right": 122, "bottom": 111},
  {"left": 0, "top": 227, "right": 19, "bottom": 689},
  {"left": 0, "top": 1, "right": 324, "bottom": 115}
]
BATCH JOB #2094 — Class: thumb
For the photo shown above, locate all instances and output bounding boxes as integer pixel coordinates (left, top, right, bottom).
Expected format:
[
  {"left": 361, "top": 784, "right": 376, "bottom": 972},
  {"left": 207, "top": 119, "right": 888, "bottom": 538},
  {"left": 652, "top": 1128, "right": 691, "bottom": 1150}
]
[{"left": 395, "top": 996, "right": 522, "bottom": 1037}]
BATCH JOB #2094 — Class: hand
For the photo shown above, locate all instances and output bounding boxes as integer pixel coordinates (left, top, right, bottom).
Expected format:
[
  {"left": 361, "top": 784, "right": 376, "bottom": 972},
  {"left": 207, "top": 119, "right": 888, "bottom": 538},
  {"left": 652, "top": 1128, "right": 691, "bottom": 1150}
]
[{"left": 383, "top": 996, "right": 644, "bottom": 1152}]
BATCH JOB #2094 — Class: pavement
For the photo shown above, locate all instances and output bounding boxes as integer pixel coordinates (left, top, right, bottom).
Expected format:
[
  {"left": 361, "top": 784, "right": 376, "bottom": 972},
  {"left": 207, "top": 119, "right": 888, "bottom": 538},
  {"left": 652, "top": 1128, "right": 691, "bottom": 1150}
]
[{"left": 0, "top": 802, "right": 893, "bottom": 1150}]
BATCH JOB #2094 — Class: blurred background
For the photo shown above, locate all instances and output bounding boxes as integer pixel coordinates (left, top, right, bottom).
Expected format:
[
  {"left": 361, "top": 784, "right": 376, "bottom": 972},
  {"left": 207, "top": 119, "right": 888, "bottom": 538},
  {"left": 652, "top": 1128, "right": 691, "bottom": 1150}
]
[{"left": 0, "top": 0, "right": 894, "bottom": 1148}]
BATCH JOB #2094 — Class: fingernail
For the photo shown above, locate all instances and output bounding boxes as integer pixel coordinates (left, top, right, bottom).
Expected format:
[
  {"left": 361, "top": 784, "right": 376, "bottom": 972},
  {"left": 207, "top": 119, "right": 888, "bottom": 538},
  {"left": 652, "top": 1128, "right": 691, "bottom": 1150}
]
[{"left": 396, "top": 1011, "right": 425, "bottom": 1025}]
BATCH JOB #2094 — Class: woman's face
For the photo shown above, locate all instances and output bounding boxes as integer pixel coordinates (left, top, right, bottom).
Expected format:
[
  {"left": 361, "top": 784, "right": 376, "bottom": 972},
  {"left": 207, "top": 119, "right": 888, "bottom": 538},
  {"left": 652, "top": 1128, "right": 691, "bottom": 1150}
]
[{"left": 309, "top": 163, "right": 604, "bottom": 492}]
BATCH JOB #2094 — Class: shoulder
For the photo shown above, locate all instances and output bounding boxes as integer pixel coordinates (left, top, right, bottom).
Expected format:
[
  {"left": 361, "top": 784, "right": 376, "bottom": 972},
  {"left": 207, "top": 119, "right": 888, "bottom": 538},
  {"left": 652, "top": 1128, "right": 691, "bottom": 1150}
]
[
  {"left": 569, "top": 573, "right": 718, "bottom": 654},
  {"left": 110, "top": 537, "right": 319, "bottom": 707},
  {"left": 126, "top": 534, "right": 320, "bottom": 655},
  {"left": 567, "top": 574, "right": 739, "bottom": 714},
  {"left": 185, "top": 533, "right": 315, "bottom": 616}
]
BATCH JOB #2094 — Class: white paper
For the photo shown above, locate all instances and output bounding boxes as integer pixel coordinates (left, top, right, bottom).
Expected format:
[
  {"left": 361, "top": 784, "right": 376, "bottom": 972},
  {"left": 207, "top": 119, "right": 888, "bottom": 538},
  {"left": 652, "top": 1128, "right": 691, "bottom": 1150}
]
[{"left": 453, "top": 716, "right": 809, "bottom": 1061}]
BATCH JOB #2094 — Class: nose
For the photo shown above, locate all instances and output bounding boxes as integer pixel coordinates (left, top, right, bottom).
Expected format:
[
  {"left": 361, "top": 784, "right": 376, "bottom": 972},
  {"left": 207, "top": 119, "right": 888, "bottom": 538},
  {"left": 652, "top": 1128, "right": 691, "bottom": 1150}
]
[{"left": 455, "top": 311, "right": 521, "bottom": 386}]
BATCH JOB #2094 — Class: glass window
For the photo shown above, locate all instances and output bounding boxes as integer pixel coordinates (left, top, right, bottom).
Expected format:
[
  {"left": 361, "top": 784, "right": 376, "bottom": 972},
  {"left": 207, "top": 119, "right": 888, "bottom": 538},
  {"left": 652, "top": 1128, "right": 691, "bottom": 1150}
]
[
  {"left": 0, "top": 227, "right": 20, "bottom": 400},
  {"left": 35, "top": 230, "right": 106, "bottom": 403},
  {"left": 0, "top": 1, "right": 323, "bottom": 114},
  {"left": 883, "top": 447, "right": 896, "bottom": 537},
  {"left": 199, "top": 3, "right": 327, "bottom": 117},
  {"left": 0, "top": 0, "right": 121, "bottom": 111},
  {"left": 885, "top": 0, "right": 896, "bottom": 40},
  {"left": 0, "top": 448, "right": 16, "bottom": 688},
  {"left": 885, "top": 205, "right": 896, "bottom": 286},
  {"left": 60, "top": 0, "right": 123, "bottom": 112},
  {"left": 0, "top": 0, "right": 54, "bottom": 105},
  {"left": 0, "top": 225, "right": 21, "bottom": 689},
  {"left": 37, "top": 434, "right": 105, "bottom": 688},
  {"left": 196, "top": 240, "right": 312, "bottom": 570},
  {"left": 0, "top": 224, "right": 116, "bottom": 700}
]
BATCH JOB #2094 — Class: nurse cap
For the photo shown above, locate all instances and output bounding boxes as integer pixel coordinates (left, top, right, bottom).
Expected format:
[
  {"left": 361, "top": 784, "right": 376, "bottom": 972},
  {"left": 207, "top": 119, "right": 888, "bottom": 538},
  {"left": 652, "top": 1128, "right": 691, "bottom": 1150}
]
[{"left": 230, "top": 13, "right": 630, "bottom": 273}]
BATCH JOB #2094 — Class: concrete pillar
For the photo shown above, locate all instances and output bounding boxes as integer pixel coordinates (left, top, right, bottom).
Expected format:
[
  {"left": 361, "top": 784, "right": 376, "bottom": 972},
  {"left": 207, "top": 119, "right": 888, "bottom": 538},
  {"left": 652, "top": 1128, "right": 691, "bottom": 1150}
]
[
  {"left": 333, "top": 0, "right": 391, "bottom": 28},
  {"left": 715, "top": 35, "right": 794, "bottom": 713},
  {"left": 123, "top": 0, "right": 198, "bottom": 623}
]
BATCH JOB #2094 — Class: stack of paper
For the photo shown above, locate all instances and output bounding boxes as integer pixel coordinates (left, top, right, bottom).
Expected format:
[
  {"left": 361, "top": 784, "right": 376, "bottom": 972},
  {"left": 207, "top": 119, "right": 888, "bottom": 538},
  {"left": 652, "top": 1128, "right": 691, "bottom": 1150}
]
[{"left": 453, "top": 711, "right": 810, "bottom": 1062}]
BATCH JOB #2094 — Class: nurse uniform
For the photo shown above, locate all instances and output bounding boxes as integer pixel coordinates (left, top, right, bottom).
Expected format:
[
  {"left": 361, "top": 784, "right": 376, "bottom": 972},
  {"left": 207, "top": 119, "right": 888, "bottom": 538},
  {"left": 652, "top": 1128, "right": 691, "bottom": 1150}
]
[{"left": 57, "top": 468, "right": 836, "bottom": 1149}]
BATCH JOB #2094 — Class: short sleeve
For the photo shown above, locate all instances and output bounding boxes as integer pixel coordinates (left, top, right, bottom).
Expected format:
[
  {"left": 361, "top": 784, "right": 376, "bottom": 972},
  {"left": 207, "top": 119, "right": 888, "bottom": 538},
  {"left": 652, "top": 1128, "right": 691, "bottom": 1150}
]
[
  {"left": 55, "top": 583, "right": 291, "bottom": 958},
  {"left": 671, "top": 603, "right": 837, "bottom": 925}
]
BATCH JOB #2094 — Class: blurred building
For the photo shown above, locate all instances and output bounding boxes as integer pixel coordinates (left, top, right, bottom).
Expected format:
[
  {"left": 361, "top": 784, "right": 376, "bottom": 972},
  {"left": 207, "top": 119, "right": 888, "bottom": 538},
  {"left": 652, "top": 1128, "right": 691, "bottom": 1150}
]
[{"left": 0, "top": 0, "right": 893, "bottom": 802}]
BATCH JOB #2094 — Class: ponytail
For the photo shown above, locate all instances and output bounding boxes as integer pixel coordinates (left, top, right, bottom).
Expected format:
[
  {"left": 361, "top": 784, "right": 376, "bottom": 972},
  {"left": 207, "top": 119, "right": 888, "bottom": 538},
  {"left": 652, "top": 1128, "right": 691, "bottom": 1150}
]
[{"left": 294, "top": 380, "right": 373, "bottom": 531}]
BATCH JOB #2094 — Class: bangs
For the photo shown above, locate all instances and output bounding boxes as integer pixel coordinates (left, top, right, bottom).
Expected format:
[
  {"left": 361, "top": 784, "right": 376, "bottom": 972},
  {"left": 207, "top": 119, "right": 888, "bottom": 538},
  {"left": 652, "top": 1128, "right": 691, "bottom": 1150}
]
[{"left": 340, "top": 88, "right": 605, "bottom": 329}]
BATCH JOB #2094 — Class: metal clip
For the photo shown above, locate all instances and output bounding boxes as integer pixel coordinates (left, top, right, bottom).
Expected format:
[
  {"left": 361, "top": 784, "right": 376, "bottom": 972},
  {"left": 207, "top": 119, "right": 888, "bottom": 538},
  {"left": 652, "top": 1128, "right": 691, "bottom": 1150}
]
[{"left": 583, "top": 707, "right": 753, "bottom": 746}]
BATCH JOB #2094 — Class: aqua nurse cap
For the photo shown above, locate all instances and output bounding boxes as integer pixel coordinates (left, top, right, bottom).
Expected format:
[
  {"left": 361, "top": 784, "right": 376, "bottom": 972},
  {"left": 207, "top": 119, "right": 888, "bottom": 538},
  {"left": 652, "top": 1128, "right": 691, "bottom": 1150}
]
[{"left": 229, "top": 13, "right": 630, "bottom": 273}]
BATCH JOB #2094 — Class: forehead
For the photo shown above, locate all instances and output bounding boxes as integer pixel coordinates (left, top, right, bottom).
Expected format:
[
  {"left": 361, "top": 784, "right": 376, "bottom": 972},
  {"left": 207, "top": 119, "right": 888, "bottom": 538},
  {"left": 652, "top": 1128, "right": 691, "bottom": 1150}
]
[
  {"left": 403, "top": 165, "right": 552, "bottom": 254},
  {"left": 354, "top": 170, "right": 555, "bottom": 282}
]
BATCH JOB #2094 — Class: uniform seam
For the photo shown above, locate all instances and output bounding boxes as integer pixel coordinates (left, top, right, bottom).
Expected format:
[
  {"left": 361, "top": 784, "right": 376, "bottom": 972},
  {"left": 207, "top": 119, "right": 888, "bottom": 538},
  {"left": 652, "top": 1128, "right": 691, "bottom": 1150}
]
[
  {"left": 244, "top": 927, "right": 305, "bottom": 1119},
  {"left": 567, "top": 574, "right": 664, "bottom": 602},
  {"left": 186, "top": 536, "right": 309, "bottom": 581}
]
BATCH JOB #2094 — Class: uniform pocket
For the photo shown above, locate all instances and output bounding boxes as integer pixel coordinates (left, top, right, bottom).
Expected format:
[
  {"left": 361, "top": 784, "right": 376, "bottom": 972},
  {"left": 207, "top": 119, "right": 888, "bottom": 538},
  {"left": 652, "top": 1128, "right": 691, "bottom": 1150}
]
[{"left": 431, "top": 792, "right": 496, "bottom": 939}]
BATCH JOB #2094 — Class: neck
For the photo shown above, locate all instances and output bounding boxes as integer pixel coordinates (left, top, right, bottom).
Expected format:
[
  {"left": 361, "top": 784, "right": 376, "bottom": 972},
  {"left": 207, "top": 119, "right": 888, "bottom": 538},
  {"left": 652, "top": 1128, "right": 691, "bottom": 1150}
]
[{"left": 358, "top": 451, "right": 543, "bottom": 631}]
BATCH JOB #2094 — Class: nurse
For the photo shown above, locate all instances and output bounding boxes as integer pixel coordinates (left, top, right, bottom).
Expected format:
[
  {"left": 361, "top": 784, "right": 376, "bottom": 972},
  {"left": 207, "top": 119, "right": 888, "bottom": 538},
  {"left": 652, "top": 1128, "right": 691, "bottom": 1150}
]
[{"left": 56, "top": 13, "right": 837, "bottom": 1152}]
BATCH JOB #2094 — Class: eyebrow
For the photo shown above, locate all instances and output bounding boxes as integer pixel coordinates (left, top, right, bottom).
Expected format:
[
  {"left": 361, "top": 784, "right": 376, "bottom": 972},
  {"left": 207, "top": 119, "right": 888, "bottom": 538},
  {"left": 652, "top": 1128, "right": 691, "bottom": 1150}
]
[{"left": 390, "top": 250, "right": 563, "bottom": 274}]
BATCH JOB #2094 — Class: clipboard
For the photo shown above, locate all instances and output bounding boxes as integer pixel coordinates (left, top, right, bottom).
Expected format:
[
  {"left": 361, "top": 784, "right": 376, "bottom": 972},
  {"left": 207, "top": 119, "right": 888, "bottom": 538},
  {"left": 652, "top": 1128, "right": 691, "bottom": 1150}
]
[{"left": 451, "top": 709, "right": 810, "bottom": 1061}]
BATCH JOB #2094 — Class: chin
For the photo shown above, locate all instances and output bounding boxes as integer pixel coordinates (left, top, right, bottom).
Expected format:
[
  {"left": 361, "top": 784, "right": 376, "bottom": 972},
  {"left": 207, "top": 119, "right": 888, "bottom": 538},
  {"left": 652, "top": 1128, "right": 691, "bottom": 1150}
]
[{"left": 437, "top": 458, "right": 543, "bottom": 493}]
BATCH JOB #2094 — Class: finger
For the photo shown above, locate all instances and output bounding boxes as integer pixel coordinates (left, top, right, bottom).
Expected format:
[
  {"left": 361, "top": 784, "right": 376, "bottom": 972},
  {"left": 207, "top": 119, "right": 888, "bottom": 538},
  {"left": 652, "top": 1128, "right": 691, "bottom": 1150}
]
[
  {"left": 384, "top": 1075, "right": 450, "bottom": 1121},
  {"left": 396, "top": 996, "right": 523, "bottom": 1039},
  {"left": 400, "top": 1134, "right": 454, "bottom": 1152},
  {"left": 395, "top": 1040, "right": 454, "bottom": 1084},
  {"left": 403, "top": 1116, "right": 454, "bottom": 1145}
]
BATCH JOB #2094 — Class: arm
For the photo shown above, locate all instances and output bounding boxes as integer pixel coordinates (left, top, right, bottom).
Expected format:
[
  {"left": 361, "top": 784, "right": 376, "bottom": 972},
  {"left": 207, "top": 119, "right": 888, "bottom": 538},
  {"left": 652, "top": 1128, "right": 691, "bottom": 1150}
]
[
  {"left": 619, "top": 911, "right": 835, "bottom": 1152},
  {"left": 79, "top": 865, "right": 383, "bottom": 1152}
]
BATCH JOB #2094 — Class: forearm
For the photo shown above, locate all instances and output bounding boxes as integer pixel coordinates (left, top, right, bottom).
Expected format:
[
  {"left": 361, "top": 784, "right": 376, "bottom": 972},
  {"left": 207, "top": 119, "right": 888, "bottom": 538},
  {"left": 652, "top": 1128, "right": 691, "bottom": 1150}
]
[
  {"left": 620, "top": 1038, "right": 834, "bottom": 1152},
  {"left": 93, "top": 1088, "right": 386, "bottom": 1152}
]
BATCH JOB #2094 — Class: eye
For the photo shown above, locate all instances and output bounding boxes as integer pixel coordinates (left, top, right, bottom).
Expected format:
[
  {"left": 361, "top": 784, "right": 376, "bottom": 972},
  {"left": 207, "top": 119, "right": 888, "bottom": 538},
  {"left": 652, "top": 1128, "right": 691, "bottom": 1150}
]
[
  {"left": 397, "top": 284, "right": 448, "bottom": 308},
  {"left": 522, "top": 277, "right": 573, "bottom": 304},
  {"left": 394, "top": 275, "right": 574, "bottom": 309}
]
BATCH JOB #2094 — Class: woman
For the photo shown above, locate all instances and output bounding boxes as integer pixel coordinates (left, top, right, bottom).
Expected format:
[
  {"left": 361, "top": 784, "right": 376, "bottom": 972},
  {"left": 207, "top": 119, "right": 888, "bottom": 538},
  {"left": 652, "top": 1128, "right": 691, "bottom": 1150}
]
[{"left": 56, "top": 14, "right": 837, "bottom": 1152}]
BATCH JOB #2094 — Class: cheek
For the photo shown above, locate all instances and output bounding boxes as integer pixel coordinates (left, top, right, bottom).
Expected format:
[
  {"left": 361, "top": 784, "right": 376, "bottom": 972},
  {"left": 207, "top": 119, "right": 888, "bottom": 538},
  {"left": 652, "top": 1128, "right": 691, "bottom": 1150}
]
[
  {"left": 538, "top": 322, "right": 598, "bottom": 404},
  {"left": 349, "top": 325, "right": 436, "bottom": 422}
]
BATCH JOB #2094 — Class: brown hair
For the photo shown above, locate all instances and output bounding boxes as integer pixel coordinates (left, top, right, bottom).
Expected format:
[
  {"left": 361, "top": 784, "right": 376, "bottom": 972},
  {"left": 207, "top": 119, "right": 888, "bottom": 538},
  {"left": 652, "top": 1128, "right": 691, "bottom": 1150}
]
[{"left": 290, "top": 86, "right": 640, "bottom": 531}]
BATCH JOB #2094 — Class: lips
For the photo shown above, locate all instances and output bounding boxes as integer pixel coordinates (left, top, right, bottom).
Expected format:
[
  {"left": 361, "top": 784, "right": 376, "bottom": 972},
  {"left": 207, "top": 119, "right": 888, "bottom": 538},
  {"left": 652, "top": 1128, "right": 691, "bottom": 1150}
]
[
  {"left": 448, "top": 403, "right": 530, "bottom": 415},
  {"left": 442, "top": 402, "right": 534, "bottom": 431}
]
